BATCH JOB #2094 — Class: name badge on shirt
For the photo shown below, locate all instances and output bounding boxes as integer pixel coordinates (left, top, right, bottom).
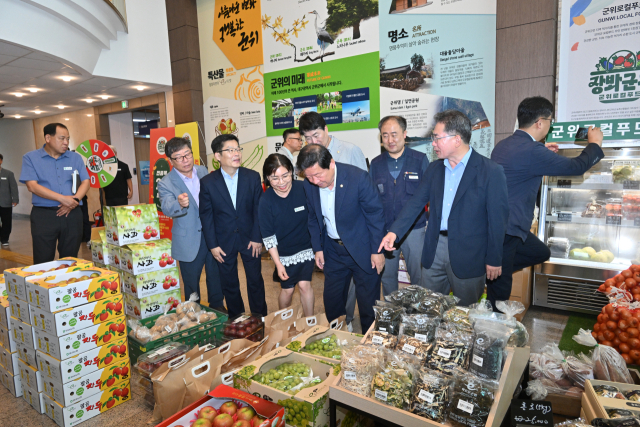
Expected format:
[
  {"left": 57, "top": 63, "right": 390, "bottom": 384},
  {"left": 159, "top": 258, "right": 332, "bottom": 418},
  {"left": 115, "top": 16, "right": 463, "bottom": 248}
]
[
  {"left": 405, "top": 172, "right": 419, "bottom": 180},
  {"left": 294, "top": 206, "right": 305, "bottom": 212},
  {"left": 0, "top": 177, "right": 6, "bottom": 180},
  {"left": 64, "top": 167, "right": 72, "bottom": 171}
]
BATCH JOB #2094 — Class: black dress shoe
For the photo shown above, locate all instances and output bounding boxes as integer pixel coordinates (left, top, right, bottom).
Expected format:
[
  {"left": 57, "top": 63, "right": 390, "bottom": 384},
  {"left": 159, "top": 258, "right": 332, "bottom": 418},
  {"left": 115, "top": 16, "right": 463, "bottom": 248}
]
[{"left": 273, "top": 268, "right": 280, "bottom": 282}]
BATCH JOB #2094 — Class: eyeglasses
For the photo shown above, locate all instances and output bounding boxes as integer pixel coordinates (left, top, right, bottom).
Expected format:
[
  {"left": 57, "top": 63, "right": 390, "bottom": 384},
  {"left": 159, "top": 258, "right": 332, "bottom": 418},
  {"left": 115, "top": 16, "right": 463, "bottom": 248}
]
[
  {"left": 432, "top": 134, "right": 456, "bottom": 143},
  {"left": 286, "top": 137, "right": 303, "bottom": 142},
  {"left": 219, "top": 148, "right": 243, "bottom": 155},
  {"left": 268, "top": 173, "right": 292, "bottom": 183},
  {"left": 539, "top": 117, "right": 555, "bottom": 125},
  {"left": 170, "top": 152, "right": 193, "bottom": 162}
]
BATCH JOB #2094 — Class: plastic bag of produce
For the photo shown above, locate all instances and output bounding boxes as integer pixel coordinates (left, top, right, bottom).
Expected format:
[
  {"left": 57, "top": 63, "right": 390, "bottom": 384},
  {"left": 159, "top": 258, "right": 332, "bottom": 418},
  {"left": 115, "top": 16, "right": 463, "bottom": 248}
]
[
  {"left": 341, "top": 344, "right": 384, "bottom": 397},
  {"left": 252, "top": 362, "right": 312, "bottom": 385},
  {"left": 447, "top": 368, "right": 498, "bottom": 427},
  {"left": 371, "top": 349, "right": 418, "bottom": 410},
  {"left": 364, "top": 330, "right": 398, "bottom": 349},
  {"left": 128, "top": 319, "right": 153, "bottom": 343},
  {"left": 554, "top": 418, "right": 591, "bottom": 427},
  {"left": 573, "top": 328, "right": 633, "bottom": 383},
  {"left": 525, "top": 379, "right": 548, "bottom": 400},
  {"left": 373, "top": 304, "right": 405, "bottom": 335},
  {"left": 410, "top": 368, "right": 455, "bottom": 423},
  {"left": 495, "top": 300, "right": 530, "bottom": 347},
  {"left": 300, "top": 333, "right": 345, "bottom": 360},
  {"left": 468, "top": 320, "right": 512, "bottom": 381},
  {"left": 592, "top": 417, "right": 640, "bottom": 427},
  {"left": 443, "top": 306, "right": 474, "bottom": 331},
  {"left": 427, "top": 323, "right": 474, "bottom": 375},
  {"left": 385, "top": 286, "right": 428, "bottom": 309},
  {"left": 561, "top": 351, "right": 594, "bottom": 389},
  {"left": 411, "top": 293, "right": 448, "bottom": 317}
]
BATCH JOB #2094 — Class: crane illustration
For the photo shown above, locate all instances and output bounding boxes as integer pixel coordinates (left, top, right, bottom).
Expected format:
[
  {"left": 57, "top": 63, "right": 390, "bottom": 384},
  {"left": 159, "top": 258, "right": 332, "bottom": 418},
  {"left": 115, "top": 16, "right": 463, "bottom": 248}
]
[{"left": 309, "top": 10, "right": 334, "bottom": 58}]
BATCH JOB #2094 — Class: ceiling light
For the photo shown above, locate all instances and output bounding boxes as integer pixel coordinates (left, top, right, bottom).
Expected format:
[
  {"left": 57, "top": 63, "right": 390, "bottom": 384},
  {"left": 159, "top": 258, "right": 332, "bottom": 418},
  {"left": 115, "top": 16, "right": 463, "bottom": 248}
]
[
  {"left": 134, "top": 86, "right": 146, "bottom": 91},
  {"left": 87, "top": 114, "right": 93, "bottom": 117},
  {"left": 99, "top": 95, "right": 110, "bottom": 100},
  {"left": 64, "top": 118, "right": 69, "bottom": 121},
  {"left": 60, "top": 76, "right": 73, "bottom": 82},
  {"left": 27, "top": 88, "right": 39, "bottom": 93},
  {"left": 14, "top": 115, "right": 22, "bottom": 119},
  {"left": 57, "top": 105, "right": 66, "bottom": 109},
  {"left": 13, "top": 93, "right": 25, "bottom": 97},
  {"left": 34, "top": 110, "right": 43, "bottom": 114},
  {"left": 85, "top": 99, "right": 94, "bottom": 103}
]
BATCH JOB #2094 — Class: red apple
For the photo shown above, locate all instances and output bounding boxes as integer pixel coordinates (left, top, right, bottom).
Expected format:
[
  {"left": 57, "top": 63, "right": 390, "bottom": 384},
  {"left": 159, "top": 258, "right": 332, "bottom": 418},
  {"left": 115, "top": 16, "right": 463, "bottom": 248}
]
[
  {"left": 212, "top": 414, "right": 234, "bottom": 427},
  {"left": 192, "top": 419, "right": 212, "bottom": 427},
  {"left": 199, "top": 406, "right": 218, "bottom": 422},
  {"left": 232, "top": 421, "right": 251, "bottom": 427},
  {"left": 236, "top": 407, "right": 255, "bottom": 421},
  {"left": 219, "top": 401, "right": 238, "bottom": 416}
]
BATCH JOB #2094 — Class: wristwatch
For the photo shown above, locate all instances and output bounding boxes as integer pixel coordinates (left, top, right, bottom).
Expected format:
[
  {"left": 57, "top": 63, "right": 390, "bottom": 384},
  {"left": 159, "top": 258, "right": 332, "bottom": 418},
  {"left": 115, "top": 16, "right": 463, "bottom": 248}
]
[{"left": 73, "top": 197, "right": 80, "bottom": 203}]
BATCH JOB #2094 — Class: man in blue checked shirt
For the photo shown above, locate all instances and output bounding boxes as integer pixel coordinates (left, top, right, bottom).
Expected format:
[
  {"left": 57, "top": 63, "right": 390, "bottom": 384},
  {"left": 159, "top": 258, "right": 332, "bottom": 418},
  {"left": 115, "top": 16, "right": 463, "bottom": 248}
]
[{"left": 20, "top": 123, "right": 90, "bottom": 264}]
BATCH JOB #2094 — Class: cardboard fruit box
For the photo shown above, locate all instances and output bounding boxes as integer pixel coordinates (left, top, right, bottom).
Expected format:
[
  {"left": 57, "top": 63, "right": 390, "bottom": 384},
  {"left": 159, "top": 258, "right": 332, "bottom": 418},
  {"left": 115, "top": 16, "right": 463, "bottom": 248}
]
[
  {"left": 0, "top": 274, "right": 6, "bottom": 299},
  {"left": 585, "top": 378, "right": 640, "bottom": 419},
  {"left": 104, "top": 203, "right": 160, "bottom": 246},
  {"left": 37, "top": 336, "right": 129, "bottom": 384},
  {"left": 22, "top": 387, "right": 46, "bottom": 414},
  {"left": 0, "top": 297, "right": 9, "bottom": 329},
  {"left": 121, "top": 266, "right": 180, "bottom": 298},
  {"left": 286, "top": 325, "right": 364, "bottom": 363},
  {"left": 34, "top": 314, "right": 126, "bottom": 360},
  {"left": 10, "top": 316, "right": 36, "bottom": 348},
  {"left": 91, "top": 240, "right": 121, "bottom": 269},
  {"left": 25, "top": 268, "right": 120, "bottom": 313},
  {"left": 43, "top": 380, "right": 131, "bottom": 427},
  {"left": 119, "top": 238, "right": 175, "bottom": 275},
  {"left": 0, "top": 344, "right": 19, "bottom": 375},
  {"left": 31, "top": 294, "right": 124, "bottom": 337},
  {"left": 43, "top": 358, "right": 130, "bottom": 407},
  {"left": 18, "top": 357, "right": 43, "bottom": 392},
  {"left": 0, "top": 362, "right": 22, "bottom": 397},
  {"left": 15, "top": 340, "right": 37, "bottom": 368},
  {"left": 123, "top": 289, "right": 181, "bottom": 320},
  {"left": 157, "top": 384, "right": 286, "bottom": 427},
  {"left": 233, "top": 347, "right": 340, "bottom": 427},
  {"left": 8, "top": 295, "right": 32, "bottom": 324},
  {"left": 0, "top": 323, "right": 16, "bottom": 352},
  {"left": 5, "top": 258, "right": 92, "bottom": 301}
]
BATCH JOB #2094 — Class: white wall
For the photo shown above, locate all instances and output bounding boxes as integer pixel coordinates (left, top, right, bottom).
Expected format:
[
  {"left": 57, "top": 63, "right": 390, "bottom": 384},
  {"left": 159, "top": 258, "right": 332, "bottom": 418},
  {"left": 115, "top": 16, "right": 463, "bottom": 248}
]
[
  {"left": 108, "top": 112, "right": 139, "bottom": 204},
  {"left": 0, "top": 119, "right": 37, "bottom": 215}
]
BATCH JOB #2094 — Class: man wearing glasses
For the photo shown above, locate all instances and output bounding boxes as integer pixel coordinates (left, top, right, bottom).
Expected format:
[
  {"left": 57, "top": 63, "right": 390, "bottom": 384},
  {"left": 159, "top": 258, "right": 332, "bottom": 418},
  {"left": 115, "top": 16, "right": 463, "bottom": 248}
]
[
  {"left": 20, "top": 123, "right": 90, "bottom": 263},
  {"left": 279, "top": 128, "right": 304, "bottom": 176},
  {"left": 489, "top": 96, "right": 604, "bottom": 309},
  {"left": 157, "top": 137, "right": 224, "bottom": 310},
  {"left": 379, "top": 110, "right": 509, "bottom": 306},
  {"left": 199, "top": 134, "right": 267, "bottom": 318}
]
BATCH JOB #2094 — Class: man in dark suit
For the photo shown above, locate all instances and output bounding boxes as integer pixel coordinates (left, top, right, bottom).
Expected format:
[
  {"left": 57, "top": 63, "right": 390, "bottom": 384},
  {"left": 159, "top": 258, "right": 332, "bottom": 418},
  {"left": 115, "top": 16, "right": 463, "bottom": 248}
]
[
  {"left": 0, "top": 153, "right": 19, "bottom": 246},
  {"left": 297, "top": 144, "right": 385, "bottom": 333},
  {"left": 199, "top": 134, "right": 267, "bottom": 318},
  {"left": 489, "top": 96, "right": 604, "bottom": 308},
  {"left": 380, "top": 110, "right": 509, "bottom": 306}
]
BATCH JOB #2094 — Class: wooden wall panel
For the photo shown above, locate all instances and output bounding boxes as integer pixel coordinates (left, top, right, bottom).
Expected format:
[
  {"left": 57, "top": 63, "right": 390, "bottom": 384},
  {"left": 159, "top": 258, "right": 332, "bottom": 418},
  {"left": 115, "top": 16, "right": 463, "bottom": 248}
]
[
  {"left": 496, "top": 77, "right": 555, "bottom": 134},
  {"left": 497, "top": 0, "right": 557, "bottom": 29}
]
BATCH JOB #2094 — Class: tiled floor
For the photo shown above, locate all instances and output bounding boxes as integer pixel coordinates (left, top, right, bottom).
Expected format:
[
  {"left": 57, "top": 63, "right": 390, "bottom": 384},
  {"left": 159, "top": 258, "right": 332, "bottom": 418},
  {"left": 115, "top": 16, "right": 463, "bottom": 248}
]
[{"left": 0, "top": 217, "right": 571, "bottom": 426}]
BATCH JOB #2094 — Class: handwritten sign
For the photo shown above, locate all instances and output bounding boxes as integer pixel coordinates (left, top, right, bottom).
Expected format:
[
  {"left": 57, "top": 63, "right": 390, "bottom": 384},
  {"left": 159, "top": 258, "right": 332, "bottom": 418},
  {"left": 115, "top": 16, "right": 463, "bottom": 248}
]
[
  {"left": 213, "top": 0, "right": 263, "bottom": 69},
  {"left": 510, "top": 400, "right": 553, "bottom": 427}
]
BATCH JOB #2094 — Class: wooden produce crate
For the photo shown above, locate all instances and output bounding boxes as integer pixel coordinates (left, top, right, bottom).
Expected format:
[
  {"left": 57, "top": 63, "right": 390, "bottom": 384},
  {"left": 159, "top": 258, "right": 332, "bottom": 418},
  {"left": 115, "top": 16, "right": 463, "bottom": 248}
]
[{"left": 585, "top": 379, "right": 640, "bottom": 419}]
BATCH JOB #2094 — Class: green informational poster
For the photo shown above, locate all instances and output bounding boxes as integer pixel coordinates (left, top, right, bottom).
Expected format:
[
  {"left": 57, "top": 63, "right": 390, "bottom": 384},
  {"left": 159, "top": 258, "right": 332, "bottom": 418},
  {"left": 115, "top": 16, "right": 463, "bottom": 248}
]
[{"left": 264, "top": 52, "right": 380, "bottom": 137}]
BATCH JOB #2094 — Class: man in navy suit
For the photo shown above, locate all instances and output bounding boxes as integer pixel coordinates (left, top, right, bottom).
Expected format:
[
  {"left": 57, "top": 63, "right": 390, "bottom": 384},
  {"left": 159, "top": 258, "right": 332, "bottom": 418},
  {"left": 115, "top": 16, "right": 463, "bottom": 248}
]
[
  {"left": 158, "top": 137, "right": 224, "bottom": 309},
  {"left": 297, "top": 144, "right": 385, "bottom": 332},
  {"left": 489, "top": 96, "right": 604, "bottom": 308},
  {"left": 380, "top": 110, "right": 509, "bottom": 305},
  {"left": 199, "top": 134, "right": 267, "bottom": 318}
]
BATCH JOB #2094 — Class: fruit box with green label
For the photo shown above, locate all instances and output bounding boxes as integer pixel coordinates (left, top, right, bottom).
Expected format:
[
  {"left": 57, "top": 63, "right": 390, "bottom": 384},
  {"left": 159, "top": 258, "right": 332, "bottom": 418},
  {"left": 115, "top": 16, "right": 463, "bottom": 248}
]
[
  {"left": 25, "top": 268, "right": 120, "bottom": 313},
  {"left": 5, "top": 258, "right": 92, "bottom": 301},
  {"left": 119, "top": 238, "right": 174, "bottom": 275},
  {"left": 124, "top": 289, "right": 181, "bottom": 320},
  {"left": 233, "top": 348, "right": 340, "bottom": 427},
  {"left": 104, "top": 203, "right": 160, "bottom": 246},
  {"left": 43, "top": 358, "right": 130, "bottom": 407},
  {"left": 122, "top": 266, "right": 180, "bottom": 298},
  {"left": 34, "top": 314, "right": 126, "bottom": 360},
  {"left": 286, "top": 325, "right": 363, "bottom": 364},
  {"left": 43, "top": 379, "right": 131, "bottom": 427},
  {"left": 31, "top": 294, "right": 124, "bottom": 337},
  {"left": 0, "top": 362, "right": 22, "bottom": 397},
  {"left": 37, "top": 336, "right": 129, "bottom": 384}
]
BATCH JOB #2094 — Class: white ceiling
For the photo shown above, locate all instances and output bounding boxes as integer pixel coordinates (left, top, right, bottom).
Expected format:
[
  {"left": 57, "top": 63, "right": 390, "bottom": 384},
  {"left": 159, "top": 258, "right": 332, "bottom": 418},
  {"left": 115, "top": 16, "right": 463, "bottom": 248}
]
[{"left": 0, "top": 41, "right": 172, "bottom": 120}]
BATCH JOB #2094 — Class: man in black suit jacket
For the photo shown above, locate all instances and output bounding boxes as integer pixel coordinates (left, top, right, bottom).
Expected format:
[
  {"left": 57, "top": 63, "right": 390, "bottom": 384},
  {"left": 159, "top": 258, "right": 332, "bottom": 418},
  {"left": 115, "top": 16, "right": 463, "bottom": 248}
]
[
  {"left": 199, "top": 134, "right": 267, "bottom": 318},
  {"left": 298, "top": 144, "right": 385, "bottom": 332},
  {"left": 489, "top": 96, "right": 604, "bottom": 309},
  {"left": 380, "top": 110, "right": 509, "bottom": 306}
]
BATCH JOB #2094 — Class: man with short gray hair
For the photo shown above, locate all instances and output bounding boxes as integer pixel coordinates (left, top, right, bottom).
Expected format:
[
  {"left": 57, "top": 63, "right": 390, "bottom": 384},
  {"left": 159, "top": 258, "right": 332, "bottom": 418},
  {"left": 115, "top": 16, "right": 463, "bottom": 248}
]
[{"left": 379, "top": 110, "right": 509, "bottom": 305}]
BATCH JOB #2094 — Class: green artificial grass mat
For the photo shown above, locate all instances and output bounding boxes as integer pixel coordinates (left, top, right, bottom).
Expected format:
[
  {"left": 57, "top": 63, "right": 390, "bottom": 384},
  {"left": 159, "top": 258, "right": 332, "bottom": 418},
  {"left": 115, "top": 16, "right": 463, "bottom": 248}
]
[{"left": 558, "top": 311, "right": 599, "bottom": 355}]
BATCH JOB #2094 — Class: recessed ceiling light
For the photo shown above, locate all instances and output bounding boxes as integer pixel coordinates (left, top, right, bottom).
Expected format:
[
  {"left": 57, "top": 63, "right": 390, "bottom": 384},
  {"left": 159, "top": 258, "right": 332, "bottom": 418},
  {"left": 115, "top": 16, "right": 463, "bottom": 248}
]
[
  {"left": 99, "top": 95, "right": 110, "bottom": 100},
  {"left": 87, "top": 114, "right": 93, "bottom": 117},
  {"left": 134, "top": 85, "right": 146, "bottom": 91},
  {"left": 57, "top": 105, "right": 66, "bottom": 109},
  {"left": 64, "top": 118, "right": 69, "bottom": 121},
  {"left": 85, "top": 99, "right": 94, "bottom": 103},
  {"left": 60, "top": 76, "right": 73, "bottom": 82},
  {"left": 14, "top": 115, "right": 22, "bottom": 119},
  {"left": 13, "top": 93, "right": 25, "bottom": 97},
  {"left": 34, "top": 110, "right": 43, "bottom": 114},
  {"left": 27, "top": 88, "right": 39, "bottom": 93}
]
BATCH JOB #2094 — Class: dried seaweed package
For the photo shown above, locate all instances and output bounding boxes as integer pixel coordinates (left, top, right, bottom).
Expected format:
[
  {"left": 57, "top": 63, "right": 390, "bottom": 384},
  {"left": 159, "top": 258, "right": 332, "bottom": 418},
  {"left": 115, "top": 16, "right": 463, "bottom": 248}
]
[
  {"left": 411, "top": 295, "right": 446, "bottom": 317},
  {"left": 443, "top": 306, "right": 474, "bottom": 331},
  {"left": 496, "top": 300, "right": 529, "bottom": 347},
  {"left": 442, "top": 294, "right": 461, "bottom": 311},
  {"left": 608, "top": 409, "right": 636, "bottom": 419},
  {"left": 385, "top": 289, "right": 413, "bottom": 308},
  {"left": 427, "top": 323, "right": 474, "bottom": 375},
  {"left": 371, "top": 350, "right": 418, "bottom": 410},
  {"left": 399, "top": 314, "right": 440, "bottom": 343},
  {"left": 373, "top": 304, "right": 405, "bottom": 335},
  {"left": 341, "top": 344, "right": 384, "bottom": 397},
  {"left": 626, "top": 390, "right": 640, "bottom": 401},
  {"left": 410, "top": 368, "right": 455, "bottom": 423},
  {"left": 448, "top": 369, "right": 498, "bottom": 427},
  {"left": 364, "top": 330, "right": 398, "bottom": 349},
  {"left": 405, "top": 285, "right": 429, "bottom": 302},
  {"left": 468, "top": 320, "right": 511, "bottom": 381}
]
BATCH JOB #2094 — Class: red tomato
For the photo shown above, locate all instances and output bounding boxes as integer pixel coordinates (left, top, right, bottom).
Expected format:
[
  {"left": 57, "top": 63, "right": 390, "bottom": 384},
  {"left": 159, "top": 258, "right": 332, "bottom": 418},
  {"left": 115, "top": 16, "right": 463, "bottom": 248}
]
[
  {"left": 622, "top": 353, "right": 633, "bottom": 364},
  {"left": 620, "top": 331, "right": 630, "bottom": 342},
  {"left": 630, "top": 349, "right": 640, "bottom": 360},
  {"left": 620, "top": 343, "right": 631, "bottom": 353}
]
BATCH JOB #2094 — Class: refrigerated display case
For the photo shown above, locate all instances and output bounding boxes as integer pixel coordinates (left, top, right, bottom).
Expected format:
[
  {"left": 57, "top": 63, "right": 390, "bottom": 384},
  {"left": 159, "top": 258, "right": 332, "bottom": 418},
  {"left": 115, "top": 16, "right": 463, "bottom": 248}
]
[{"left": 534, "top": 147, "right": 640, "bottom": 313}]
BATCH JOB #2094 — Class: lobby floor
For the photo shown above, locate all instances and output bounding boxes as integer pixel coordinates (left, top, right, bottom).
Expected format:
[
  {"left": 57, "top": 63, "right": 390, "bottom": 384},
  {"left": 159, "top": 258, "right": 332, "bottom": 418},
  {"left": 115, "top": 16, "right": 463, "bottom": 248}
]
[{"left": 0, "top": 217, "right": 572, "bottom": 427}]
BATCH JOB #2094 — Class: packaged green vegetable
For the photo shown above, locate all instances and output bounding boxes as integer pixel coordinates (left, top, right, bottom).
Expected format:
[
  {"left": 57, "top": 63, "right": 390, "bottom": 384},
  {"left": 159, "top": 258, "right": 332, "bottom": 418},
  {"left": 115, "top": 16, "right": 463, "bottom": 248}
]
[{"left": 372, "top": 350, "right": 418, "bottom": 410}]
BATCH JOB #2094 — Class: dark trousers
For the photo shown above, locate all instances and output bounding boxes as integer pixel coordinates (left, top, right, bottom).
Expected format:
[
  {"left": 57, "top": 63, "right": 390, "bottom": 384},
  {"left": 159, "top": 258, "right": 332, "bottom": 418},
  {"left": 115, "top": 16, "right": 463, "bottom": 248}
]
[
  {"left": 106, "top": 198, "right": 128, "bottom": 207},
  {"left": 487, "top": 232, "right": 551, "bottom": 310},
  {"left": 30, "top": 206, "right": 83, "bottom": 265},
  {"left": 179, "top": 233, "right": 224, "bottom": 307},
  {"left": 216, "top": 239, "right": 267, "bottom": 318},
  {"left": 0, "top": 206, "right": 12, "bottom": 243},
  {"left": 323, "top": 235, "right": 381, "bottom": 333},
  {"left": 80, "top": 195, "right": 91, "bottom": 242}
]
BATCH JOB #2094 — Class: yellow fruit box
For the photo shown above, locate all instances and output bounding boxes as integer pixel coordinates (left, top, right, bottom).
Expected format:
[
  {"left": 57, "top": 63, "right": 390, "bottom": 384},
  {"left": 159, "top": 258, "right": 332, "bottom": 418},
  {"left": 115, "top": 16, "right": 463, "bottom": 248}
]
[
  {"left": 34, "top": 314, "right": 127, "bottom": 360},
  {"left": 25, "top": 268, "right": 120, "bottom": 313},
  {"left": 43, "top": 379, "right": 131, "bottom": 427},
  {"left": 43, "top": 357, "right": 130, "bottom": 407},
  {"left": 5, "top": 258, "right": 92, "bottom": 301},
  {"left": 31, "top": 294, "right": 124, "bottom": 337},
  {"left": 37, "top": 336, "right": 129, "bottom": 384},
  {"left": 286, "top": 325, "right": 364, "bottom": 364}
]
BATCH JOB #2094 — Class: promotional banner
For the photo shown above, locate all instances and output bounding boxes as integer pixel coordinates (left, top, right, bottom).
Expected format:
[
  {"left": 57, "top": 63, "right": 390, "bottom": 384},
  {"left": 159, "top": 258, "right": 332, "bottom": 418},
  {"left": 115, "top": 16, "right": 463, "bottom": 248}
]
[
  {"left": 204, "top": 97, "right": 267, "bottom": 154},
  {"left": 175, "top": 122, "right": 202, "bottom": 165},
  {"left": 213, "top": 0, "right": 263, "bottom": 70},
  {"left": 557, "top": 0, "right": 640, "bottom": 121},
  {"left": 149, "top": 127, "right": 174, "bottom": 239},
  {"left": 549, "top": 118, "right": 640, "bottom": 142}
]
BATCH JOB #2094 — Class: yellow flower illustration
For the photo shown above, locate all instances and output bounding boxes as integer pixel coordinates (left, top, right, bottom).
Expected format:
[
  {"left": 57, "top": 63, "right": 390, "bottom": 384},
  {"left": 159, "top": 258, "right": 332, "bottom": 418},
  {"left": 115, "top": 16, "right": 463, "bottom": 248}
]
[
  {"left": 261, "top": 14, "right": 271, "bottom": 28},
  {"left": 274, "top": 16, "right": 283, "bottom": 29}
]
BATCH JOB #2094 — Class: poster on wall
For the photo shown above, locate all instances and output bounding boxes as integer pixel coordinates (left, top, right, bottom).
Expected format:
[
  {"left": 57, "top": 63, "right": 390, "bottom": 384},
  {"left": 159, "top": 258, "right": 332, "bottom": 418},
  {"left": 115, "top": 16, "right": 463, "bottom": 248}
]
[
  {"left": 557, "top": 0, "right": 640, "bottom": 122},
  {"left": 378, "top": 0, "right": 496, "bottom": 159},
  {"left": 175, "top": 122, "right": 202, "bottom": 165},
  {"left": 149, "top": 127, "right": 174, "bottom": 239}
]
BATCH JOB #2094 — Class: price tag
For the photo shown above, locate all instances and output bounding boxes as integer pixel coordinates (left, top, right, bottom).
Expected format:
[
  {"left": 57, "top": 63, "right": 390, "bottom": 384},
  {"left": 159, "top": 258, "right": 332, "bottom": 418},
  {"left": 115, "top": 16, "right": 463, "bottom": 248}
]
[
  {"left": 402, "top": 344, "right": 416, "bottom": 354},
  {"left": 415, "top": 333, "right": 427, "bottom": 342},
  {"left": 557, "top": 179, "right": 571, "bottom": 188},
  {"left": 510, "top": 399, "right": 554, "bottom": 427},
  {"left": 557, "top": 213, "right": 572, "bottom": 222},
  {"left": 437, "top": 348, "right": 452, "bottom": 359},
  {"left": 379, "top": 327, "right": 386, "bottom": 332},
  {"left": 372, "top": 335, "right": 384, "bottom": 345},
  {"left": 623, "top": 180, "right": 640, "bottom": 190},
  {"left": 344, "top": 371, "right": 356, "bottom": 380},
  {"left": 457, "top": 399, "right": 474, "bottom": 414},
  {"left": 418, "top": 389, "right": 435, "bottom": 403},
  {"left": 458, "top": 307, "right": 470, "bottom": 313},
  {"left": 375, "top": 389, "right": 388, "bottom": 401},
  {"left": 606, "top": 216, "right": 622, "bottom": 225},
  {"left": 473, "top": 355, "right": 483, "bottom": 367}
]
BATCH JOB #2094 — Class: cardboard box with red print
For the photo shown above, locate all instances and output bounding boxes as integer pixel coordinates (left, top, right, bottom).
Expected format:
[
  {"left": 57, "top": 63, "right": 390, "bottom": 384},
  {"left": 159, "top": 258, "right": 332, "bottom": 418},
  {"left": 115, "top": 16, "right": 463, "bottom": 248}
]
[
  {"left": 157, "top": 384, "right": 286, "bottom": 427},
  {"left": 43, "top": 379, "right": 131, "bottom": 427},
  {"left": 119, "top": 238, "right": 175, "bottom": 275},
  {"left": 121, "top": 266, "right": 180, "bottom": 299},
  {"left": 37, "top": 336, "right": 129, "bottom": 384},
  {"left": 25, "top": 268, "right": 120, "bottom": 313},
  {"left": 34, "top": 314, "right": 126, "bottom": 360},
  {"left": 31, "top": 294, "right": 124, "bottom": 337},
  {"left": 5, "top": 258, "right": 92, "bottom": 301},
  {"left": 104, "top": 203, "right": 160, "bottom": 246}
]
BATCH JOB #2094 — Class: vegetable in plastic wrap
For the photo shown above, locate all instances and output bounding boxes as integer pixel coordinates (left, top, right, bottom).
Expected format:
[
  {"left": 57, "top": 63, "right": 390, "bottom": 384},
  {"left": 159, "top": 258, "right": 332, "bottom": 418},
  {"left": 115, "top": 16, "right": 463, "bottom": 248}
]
[
  {"left": 410, "top": 368, "right": 454, "bottom": 423},
  {"left": 561, "top": 350, "right": 594, "bottom": 389},
  {"left": 341, "top": 344, "right": 384, "bottom": 397},
  {"left": 427, "top": 323, "right": 474, "bottom": 375},
  {"left": 447, "top": 368, "right": 498, "bottom": 427},
  {"left": 468, "top": 320, "right": 511, "bottom": 381},
  {"left": 525, "top": 379, "right": 548, "bottom": 400},
  {"left": 371, "top": 350, "right": 418, "bottom": 410},
  {"left": 496, "top": 300, "right": 529, "bottom": 347},
  {"left": 373, "top": 304, "right": 405, "bottom": 335},
  {"left": 443, "top": 306, "right": 474, "bottom": 331},
  {"left": 573, "top": 328, "right": 633, "bottom": 384},
  {"left": 591, "top": 417, "right": 640, "bottom": 427},
  {"left": 364, "top": 330, "right": 398, "bottom": 349}
]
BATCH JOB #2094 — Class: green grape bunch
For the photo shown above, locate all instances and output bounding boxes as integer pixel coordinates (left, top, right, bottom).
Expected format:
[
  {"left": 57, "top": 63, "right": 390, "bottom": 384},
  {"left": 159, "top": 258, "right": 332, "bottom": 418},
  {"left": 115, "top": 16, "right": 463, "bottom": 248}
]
[
  {"left": 253, "top": 362, "right": 312, "bottom": 385},
  {"left": 301, "top": 334, "right": 343, "bottom": 360},
  {"left": 278, "top": 398, "right": 313, "bottom": 427}
]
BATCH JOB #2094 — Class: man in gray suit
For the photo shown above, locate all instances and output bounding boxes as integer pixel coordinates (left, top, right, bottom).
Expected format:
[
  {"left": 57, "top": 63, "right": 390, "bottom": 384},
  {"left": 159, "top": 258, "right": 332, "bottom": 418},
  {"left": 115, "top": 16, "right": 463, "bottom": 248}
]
[
  {"left": 158, "top": 137, "right": 224, "bottom": 309},
  {"left": 0, "top": 154, "right": 19, "bottom": 246}
]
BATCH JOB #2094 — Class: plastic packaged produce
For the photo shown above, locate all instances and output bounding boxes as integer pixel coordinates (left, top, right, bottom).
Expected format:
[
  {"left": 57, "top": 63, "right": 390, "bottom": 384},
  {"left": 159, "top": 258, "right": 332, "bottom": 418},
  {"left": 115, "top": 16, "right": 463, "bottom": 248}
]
[
  {"left": 135, "top": 342, "right": 190, "bottom": 378},
  {"left": 529, "top": 344, "right": 584, "bottom": 396},
  {"left": 410, "top": 368, "right": 454, "bottom": 423},
  {"left": 427, "top": 323, "right": 474, "bottom": 375},
  {"left": 525, "top": 379, "right": 548, "bottom": 400},
  {"left": 301, "top": 333, "right": 344, "bottom": 360},
  {"left": 373, "top": 304, "right": 405, "bottom": 335},
  {"left": 364, "top": 330, "right": 398, "bottom": 349},
  {"left": 573, "top": 328, "right": 633, "bottom": 383},
  {"left": 398, "top": 314, "right": 440, "bottom": 343},
  {"left": 443, "top": 306, "right": 474, "bottom": 331},
  {"left": 128, "top": 319, "right": 152, "bottom": 343},
  {"left": 554, "top": 418, "right": 592, "bottom": 427},
  {"left": 448, "top": 368, "right": 498, "bottom": 427},
  {"left": 608, "top": 409, "right": 636, "bottom": 419},
  {"left": 561, "top": 351, "right": 594, "bottom": 388},
  {"left": 411, "top": 294, "right": 448, "bottom": 317},
  {"left": 591, "top": 417, "right": 640, "bottom": 427},
  {"left": 252, "top": 362, "right": 312, "bottom": 385},
  {"left": 385, "top": 286, "right": 428, "bottom": 310},
  {"left": 592, "top": 384, "right": 625, "bottom": 399},
  {"left": 341, "top": 344, "right": 384, "bottom": 397},
  {"left": 468, "top": 320, "right": 511, "bottom": 381},
  {"left": 495, "top": 300, "right": 529, "bottom": 347},
  {"left": 371, "top": 350, "right": 418, "bottom": 410},
  {"left": 627, "top": 390, "right": 640, "bottom": 401}
]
